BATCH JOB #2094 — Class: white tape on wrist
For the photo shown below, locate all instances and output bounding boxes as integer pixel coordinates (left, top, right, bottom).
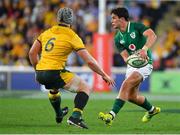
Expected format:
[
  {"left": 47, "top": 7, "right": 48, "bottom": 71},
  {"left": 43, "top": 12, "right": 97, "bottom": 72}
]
[{"left": 142, "top": 46, "right": 148, "bottom": 51}]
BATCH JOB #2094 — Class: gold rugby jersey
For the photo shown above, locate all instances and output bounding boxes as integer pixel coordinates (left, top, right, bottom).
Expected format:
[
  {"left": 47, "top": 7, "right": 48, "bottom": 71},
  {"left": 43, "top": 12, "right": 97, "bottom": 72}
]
[{"left": 36, "top": 25, "right": 85, "bottom": 70}]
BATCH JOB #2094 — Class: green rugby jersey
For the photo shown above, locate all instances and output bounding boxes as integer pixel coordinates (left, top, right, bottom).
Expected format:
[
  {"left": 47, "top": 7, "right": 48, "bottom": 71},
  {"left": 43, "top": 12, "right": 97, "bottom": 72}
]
[{"left": 114, "top": 22, "right": 152, "bottom": 64}]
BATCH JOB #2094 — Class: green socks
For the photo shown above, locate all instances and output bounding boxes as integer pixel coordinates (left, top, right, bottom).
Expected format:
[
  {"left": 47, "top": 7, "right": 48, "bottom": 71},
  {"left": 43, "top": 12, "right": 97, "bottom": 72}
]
[
  {"left": 72, "top": 92, "right": 89, "bottom": 119},
  {"left": 48, "top": 91, "right": 62, "bottom": 117},
  {"left": 110, "top": 98, "right": 153, "bottom": 118},
  {"left": 138, "top": 98, "right": 153, "bottom": 111},
  {"left": 72, "top": 108, "right": 83, "bottom": 118},
  {"left": 111, "top": 98, "right": 125, "bottom": 116}
]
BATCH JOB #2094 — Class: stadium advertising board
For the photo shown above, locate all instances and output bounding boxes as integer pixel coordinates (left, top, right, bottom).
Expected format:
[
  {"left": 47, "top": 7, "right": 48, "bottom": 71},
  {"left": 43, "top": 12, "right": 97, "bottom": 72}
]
[
  {"left": 11, "top": 72, "right": 40, "bottom": 90},
  {"left": 93, "top": 33, "right": 113, "bottom": 92},
  {"left": 9, "top": 72, "right": 149, "bottom": 92},
  {"left": 151, "top": 71, "right": 180, "bottom": 93},
  {"left": 0, "top": 72, "right": 8, "bottom": 90}
]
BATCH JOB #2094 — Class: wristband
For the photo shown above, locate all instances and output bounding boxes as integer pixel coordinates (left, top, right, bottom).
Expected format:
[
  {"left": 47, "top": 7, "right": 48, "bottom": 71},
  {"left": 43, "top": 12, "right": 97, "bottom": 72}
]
[{"left": 142, "top": 46, "right": 148, "bottom": 51}]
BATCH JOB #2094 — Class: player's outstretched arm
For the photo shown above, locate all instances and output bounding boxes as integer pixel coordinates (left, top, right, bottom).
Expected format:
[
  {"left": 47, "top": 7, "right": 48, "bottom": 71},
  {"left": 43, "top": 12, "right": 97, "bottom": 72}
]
[{"left": 77, "top": 49, "right": 115, "bottom": 87}]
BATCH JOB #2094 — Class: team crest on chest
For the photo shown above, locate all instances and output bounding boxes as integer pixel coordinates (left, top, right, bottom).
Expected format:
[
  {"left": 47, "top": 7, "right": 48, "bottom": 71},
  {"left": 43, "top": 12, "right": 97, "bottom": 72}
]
[
  {"left": 129, "top": 44, "right": 136, "bottom": 51},
  {"left": 120, "top": 40, "right": 125, "bottom": 44},
  {"left": 130, "top": 32, "right": 136, "bottom": 39}
]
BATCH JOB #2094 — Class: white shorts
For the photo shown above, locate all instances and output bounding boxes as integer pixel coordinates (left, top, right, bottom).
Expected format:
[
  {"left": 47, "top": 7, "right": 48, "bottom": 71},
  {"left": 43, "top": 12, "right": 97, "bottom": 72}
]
[{"left": 125, "top": 64, "right": 153, "bottom": 81}]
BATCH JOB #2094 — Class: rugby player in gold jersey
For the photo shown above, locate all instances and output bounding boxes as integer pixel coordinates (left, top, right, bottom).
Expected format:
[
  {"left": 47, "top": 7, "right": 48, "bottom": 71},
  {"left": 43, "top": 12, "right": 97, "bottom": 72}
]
[{"left": 29, "top": 7, "right": 115, "bottom": 129}]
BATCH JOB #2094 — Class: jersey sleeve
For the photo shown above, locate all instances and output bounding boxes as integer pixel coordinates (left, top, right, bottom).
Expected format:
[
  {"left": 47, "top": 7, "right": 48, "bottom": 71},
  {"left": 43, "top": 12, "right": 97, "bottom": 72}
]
[
  {"left": 37, "top": 33, "right": 43, "bottom": 43},
  {"left": 71, "top": 34, "right": 85, "bottom": 51},
  {"left": 114, "top": 33, "right": 126, "bottom": 53},
  {"left": 134, "top": 22, "right": 149, "bottom": 34}
]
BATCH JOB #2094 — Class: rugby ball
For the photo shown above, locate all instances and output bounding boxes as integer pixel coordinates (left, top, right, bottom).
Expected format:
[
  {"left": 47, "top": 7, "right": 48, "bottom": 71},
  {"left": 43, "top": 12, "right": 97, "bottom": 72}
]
[{"left": 127, "top": 54, "right": 148, "bottom": 68}]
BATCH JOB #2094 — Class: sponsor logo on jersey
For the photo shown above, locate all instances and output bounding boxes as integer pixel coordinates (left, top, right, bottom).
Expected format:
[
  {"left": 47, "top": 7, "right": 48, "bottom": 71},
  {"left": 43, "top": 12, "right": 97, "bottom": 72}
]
[
  {"left": 120, "top": 40, "right": 125, "bottom": 44},
  {"left": 129, "top": 44, "right": 136, "bottom": 51},
  {"left": 130, "top": 32, "right": 136, "bottom": 39}
]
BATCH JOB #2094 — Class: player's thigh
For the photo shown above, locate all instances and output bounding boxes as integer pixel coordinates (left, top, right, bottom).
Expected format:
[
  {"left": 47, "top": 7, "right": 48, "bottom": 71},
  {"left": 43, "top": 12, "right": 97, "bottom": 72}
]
[
  {"left": 138, "top": 64, "right": 153, "bottom": 80},
  {"left": 61, "top": 72, "right": 91, "bottom": 94},
  {"left": 118, "top": 78, "right": 140, "bottom": 99},
  {"left": 129, "top": 83, "right": 140, "bottom": 97}
]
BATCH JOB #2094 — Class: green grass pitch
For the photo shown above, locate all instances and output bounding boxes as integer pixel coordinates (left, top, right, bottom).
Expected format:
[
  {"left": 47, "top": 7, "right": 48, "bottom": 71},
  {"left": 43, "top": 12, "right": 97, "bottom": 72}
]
[{"left": 0, "top": 91, "right": 180, "bottom": 134}]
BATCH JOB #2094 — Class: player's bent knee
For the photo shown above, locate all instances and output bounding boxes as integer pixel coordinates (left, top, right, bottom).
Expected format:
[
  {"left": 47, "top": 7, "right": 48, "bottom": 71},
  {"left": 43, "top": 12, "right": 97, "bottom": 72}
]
[
  {"left": 63, "top": 75, "right": 91, "bottom": 95},
  {"left": 127, "top": 95, "right": 137, "bottom": 103},
  {"left": 131, "top": 72, "right": 143, "bottom": 81},
  {"left": 121, "top": 80, "right": 129, "bottom": 90},
  {"left": 78, "top": 81, "right": 91, "bottom": 95},
  {"left": 124, "top": 75, "right": 142, "bottom": 87}
]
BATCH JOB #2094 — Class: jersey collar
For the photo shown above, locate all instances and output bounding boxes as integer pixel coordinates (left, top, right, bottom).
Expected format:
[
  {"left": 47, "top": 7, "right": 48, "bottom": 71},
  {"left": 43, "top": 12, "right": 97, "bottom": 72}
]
[
  {"left": 119, "top": 21, "right": 130, "bottom": 37},
  {"left": 127, "top": 21, "right": 130, "bottom": 33},
  {"left": 58, "top": 24, "right": 70, "bottom": 27}
]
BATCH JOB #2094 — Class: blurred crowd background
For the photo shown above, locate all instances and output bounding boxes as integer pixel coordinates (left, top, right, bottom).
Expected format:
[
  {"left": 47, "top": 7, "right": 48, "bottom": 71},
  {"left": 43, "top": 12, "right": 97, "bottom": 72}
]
[{"left": 0, "top": 0, "right": 180, "bottom": 70}]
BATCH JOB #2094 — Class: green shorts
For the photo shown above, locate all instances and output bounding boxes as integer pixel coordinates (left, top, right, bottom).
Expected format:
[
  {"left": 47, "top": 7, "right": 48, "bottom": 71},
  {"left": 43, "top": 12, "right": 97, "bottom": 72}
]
[{"left": 36, "top": 69, "right": 74, "bottom": 90}]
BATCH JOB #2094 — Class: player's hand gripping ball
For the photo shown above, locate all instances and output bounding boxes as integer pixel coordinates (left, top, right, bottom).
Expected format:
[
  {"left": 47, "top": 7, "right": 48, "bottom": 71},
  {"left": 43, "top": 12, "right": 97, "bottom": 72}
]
[{"left": 127, "top": 53, "right": 148, "bottom": 68}]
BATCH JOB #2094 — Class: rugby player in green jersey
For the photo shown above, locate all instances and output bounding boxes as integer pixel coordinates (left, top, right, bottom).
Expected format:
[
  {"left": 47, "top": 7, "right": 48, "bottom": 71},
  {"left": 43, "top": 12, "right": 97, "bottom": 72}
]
[{"left": 99, "top": 7, "right": 160, "bottom": 125}]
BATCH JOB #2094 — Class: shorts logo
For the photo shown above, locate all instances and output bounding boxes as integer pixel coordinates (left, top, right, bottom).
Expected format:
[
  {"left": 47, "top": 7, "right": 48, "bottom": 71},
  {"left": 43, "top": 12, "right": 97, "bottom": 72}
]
[
  {"left": 129, "top": 44, "right": 136, "bottom": 51},
  {"left": 130, "top": 32, "right": 135, "bottom": 39}
]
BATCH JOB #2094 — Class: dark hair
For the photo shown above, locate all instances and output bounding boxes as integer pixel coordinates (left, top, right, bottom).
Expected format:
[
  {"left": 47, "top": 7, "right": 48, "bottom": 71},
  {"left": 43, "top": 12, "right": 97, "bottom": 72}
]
[{"left": 111, "top": 7, "right": 129, "bottom": 21}]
